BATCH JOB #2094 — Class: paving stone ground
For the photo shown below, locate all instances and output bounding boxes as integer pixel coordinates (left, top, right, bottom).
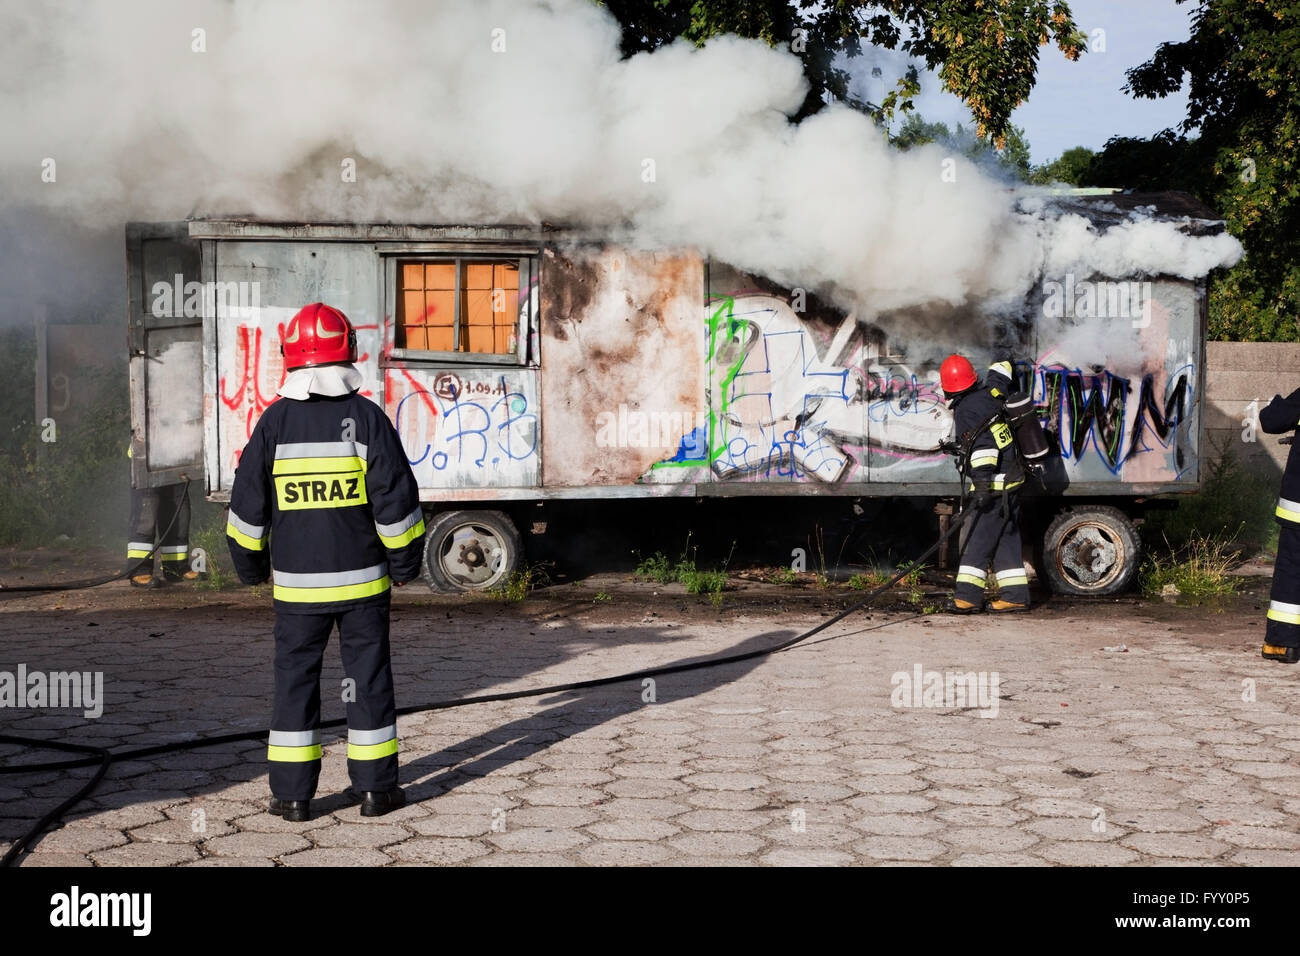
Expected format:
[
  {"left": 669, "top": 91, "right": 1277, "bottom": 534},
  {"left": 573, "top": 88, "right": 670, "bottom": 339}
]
[{"left": 1, "top": 574, "right": 1298, "bottom": 866}]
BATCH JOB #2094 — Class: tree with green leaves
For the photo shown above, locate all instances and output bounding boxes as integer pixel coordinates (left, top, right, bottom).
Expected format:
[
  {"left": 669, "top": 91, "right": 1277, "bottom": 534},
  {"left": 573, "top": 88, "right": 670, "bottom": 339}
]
[
  {"left": 892, "top": 112, "right": 1033, "bottom": 180},
  {"left": 596, "top": 1, "right": 1086, "bottom": 146},
  {"left": 1092, "top": 0, "right": 1300, "bottom": 341},
  {"left": 1029, "top": 145, "right": 1096, "bottom": 185}
]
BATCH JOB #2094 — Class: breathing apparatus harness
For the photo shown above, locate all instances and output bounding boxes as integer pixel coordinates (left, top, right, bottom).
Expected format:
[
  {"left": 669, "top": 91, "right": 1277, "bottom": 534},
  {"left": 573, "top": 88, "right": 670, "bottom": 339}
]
[{"left": 942, "top": 387, "right": 1050, "bottom": 519}]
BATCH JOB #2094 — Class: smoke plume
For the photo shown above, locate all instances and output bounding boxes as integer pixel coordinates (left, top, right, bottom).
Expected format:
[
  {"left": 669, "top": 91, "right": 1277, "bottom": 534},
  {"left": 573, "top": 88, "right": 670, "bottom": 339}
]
[{"left": 2, "top": 0, "right": 1242, "bottom": 323}]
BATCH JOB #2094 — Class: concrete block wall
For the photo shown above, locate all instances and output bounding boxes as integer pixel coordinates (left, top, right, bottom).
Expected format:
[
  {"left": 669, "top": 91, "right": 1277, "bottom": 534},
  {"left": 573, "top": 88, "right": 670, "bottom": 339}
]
[{"left": 1204, "top": 342, "right": 1300, "bottom": 486}]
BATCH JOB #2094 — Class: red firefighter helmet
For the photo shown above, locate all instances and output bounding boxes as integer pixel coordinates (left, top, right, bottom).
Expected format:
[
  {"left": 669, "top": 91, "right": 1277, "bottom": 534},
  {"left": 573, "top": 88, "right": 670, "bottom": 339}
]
[
  {"left": 281, "top": 302, "right": 357, "bottom": 371},
  {"left": 939, "top": 354, "right": 978, "bottom": 395}
]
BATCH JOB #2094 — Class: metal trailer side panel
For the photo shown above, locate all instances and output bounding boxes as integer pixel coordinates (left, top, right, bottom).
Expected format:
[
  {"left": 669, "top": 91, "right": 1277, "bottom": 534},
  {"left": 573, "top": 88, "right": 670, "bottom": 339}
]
[
  {"left": 538, "top": 246, "right": 706, "bottom": 487},
  {"left": 177, "top": 224, "right": 1204, "bottom": 504},
  {"left": 126, "top": 222, "right": 204, "bottom": 489},
  {"left": 206, "top": 240, "right": 383, "bottom": 493}
]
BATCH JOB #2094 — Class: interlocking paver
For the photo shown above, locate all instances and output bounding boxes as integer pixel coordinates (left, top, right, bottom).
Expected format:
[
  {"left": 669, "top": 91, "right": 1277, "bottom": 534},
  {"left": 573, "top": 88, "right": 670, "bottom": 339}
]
[{"left": 5, "top": 582, "right": 1299, "bottom": 868}]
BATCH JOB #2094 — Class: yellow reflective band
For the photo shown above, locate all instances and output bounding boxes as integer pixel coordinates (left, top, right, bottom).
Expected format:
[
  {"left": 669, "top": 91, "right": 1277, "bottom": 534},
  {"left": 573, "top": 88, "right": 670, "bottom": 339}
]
[
  {"left": 378, "top": 518, "right": 425, "bottom": 549},
  {"left": 272, "top": 456, "right": 367, "bottom": 475},
  {"left": 970, "top": 450, "right": 999, "bottom": 466},
  {"left": 126, "top": 549, "right": 151, "bottom": 559},
  {"left": 347, "top": 738, "right": 399, "bottom": 761},
  {"left": 1276, "top": 502, "right": 1300, "bottom": 524},
  {"left": 273, "top": 575, "right": 391, "bottom": 604},
  {"left": 226, "top": 520, "right": 268, "bottom": 551},
  {"left": 997, "top": 574, "right": 1029, "bottom": 587},
  {"left": 275, "top": 473, "right": 368, "bottom": 511},
  {"left": 267, "top": 744, "right": 323, "bottom": 763},
  {"left": 956, "top": 573, "right": 986, "bottom": 586},
  {"left": 1267, "top": 606, "right": 1300, "bottom": 625},
  {"left": 160, "top": 553, "right": 188, "bottom": 562}
]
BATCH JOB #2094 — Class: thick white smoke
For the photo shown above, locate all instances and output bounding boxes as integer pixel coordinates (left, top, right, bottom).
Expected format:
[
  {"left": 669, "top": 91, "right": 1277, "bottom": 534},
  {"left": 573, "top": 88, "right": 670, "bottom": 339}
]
[{"left": 1, "top": 0, "right": 1241, "bottom": 321}]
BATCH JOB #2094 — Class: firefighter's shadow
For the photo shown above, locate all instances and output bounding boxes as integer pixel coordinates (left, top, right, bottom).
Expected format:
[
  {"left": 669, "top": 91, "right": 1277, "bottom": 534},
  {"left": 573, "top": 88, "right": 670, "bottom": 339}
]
[{"left": 396, "top": 630, "right": 788, "bottom": 805}]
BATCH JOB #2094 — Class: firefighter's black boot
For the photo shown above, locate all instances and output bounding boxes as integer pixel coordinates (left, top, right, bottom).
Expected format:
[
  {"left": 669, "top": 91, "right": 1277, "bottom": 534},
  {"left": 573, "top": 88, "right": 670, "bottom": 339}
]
[
  {"left": 942, "top": 597, "right": 981, "bottom": 614},
  {"left": 268, "top": 797, "right": 311, "bottom": 821},
  {"left": 1262, "top": 643, "right": 1300, "bottom": 664},
  {"left": 359, "top": 786, "right": 406, "bottom": 817}
]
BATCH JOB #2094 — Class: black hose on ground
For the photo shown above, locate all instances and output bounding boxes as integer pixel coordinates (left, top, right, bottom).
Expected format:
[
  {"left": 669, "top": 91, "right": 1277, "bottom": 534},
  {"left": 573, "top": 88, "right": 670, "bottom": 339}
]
[
  {"left": 0, "top": 506, "right": 972, "bottom": 866},
  {"left": 0, "top": 479, "right": 193, "bottom": 593}
]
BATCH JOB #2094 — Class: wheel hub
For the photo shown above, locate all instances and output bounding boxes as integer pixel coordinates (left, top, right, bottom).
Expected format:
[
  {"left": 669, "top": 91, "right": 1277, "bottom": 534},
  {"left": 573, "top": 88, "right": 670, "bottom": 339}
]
[
  {"left": 1061, "top": 527, "right": 1118, "bottom": 585},
  {"left": 441, "top": 525, "right": 506, "bottom": 587}
]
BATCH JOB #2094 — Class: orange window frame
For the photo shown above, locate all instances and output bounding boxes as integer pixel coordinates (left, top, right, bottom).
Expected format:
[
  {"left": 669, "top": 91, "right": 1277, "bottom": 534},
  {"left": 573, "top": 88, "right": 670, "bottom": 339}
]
[{"left": 396, "top": 257, "right": 528, "bottom": 357}]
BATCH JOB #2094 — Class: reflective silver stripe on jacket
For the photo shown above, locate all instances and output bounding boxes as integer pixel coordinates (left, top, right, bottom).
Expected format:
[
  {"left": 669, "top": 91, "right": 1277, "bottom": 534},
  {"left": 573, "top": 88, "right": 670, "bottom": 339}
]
[
  {"left": 272, "top": 564, "right": 388, "bottom": 588},
  {"left": 376, "top": 506, "right": 423, "bottom": 538},
  {"left": 274, "top": 441, "right": 369, "bottom": 460},
  {"left": 227, "top": 510, "right": 266, "bottom": 540}
]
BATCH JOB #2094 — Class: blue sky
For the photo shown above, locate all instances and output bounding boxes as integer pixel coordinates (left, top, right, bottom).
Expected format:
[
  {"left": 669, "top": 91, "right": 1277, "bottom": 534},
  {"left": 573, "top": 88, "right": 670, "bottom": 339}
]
[{"left": 873, "top": 0, "right": 1195, "bottom": 165}]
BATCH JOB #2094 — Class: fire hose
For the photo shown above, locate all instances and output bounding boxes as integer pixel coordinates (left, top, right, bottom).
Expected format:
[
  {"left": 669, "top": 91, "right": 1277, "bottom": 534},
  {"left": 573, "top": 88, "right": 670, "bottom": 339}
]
[
  {"left": 0, "top": 479, "right": 193, "bottom": 594},
  {"left": 0, "top": 505, "right": 975, "bottom": 866}
]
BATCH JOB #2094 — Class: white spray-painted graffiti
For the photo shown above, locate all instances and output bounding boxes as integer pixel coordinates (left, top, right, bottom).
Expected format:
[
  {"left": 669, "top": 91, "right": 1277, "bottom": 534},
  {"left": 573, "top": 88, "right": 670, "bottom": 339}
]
[
  {"left": 648, "top": 291, "right": 1196, "bottom": 485},
  {"left": 651, "top": 294, "right": 950, "bottom": 482}
]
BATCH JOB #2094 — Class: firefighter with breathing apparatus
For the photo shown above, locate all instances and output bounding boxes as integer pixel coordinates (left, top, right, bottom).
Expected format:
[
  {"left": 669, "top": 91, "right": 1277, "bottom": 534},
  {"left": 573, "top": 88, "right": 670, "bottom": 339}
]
[
  {"left": 939, "top": 354, "right": 1049, "bottom": 613},
  {"left": 226, "top": 303, "right": 426, "bottom": 821}
]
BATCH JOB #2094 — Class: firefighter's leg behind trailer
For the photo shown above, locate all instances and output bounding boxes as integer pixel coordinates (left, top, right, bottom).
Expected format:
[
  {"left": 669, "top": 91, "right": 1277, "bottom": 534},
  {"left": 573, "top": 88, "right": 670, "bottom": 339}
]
[
  {"left": 125, "top": 482, "right": 197, "bottom": 586},
  {"left": 125, "top": 487, "right": 160, "bottom": 587},
  {"left": 157, "top": 482, "right": 198, "bottom": 581}
]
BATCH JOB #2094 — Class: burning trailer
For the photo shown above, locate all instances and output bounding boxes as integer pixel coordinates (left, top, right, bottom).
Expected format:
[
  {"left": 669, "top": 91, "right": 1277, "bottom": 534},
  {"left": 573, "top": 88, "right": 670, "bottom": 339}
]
[{"left": 127, "top": 191, "right": 1226, "bottom": 596}]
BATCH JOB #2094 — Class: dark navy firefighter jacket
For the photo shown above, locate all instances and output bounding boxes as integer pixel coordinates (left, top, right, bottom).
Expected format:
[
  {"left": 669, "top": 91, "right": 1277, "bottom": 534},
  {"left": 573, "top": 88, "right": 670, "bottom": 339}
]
[
  {"left": 1261, "top": 387, "right": 1300, "bottom": 525},
  {"left": 225, "top": 390, "right": 426, "bottom": 613},
  {"left": 950, "top": 360, "right": 1024, "bottom": 493}
]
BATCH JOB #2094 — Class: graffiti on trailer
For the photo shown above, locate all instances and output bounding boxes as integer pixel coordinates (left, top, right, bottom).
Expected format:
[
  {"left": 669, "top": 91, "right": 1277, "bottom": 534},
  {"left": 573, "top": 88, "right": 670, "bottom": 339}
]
[
  {"left": 219, "top": 325, "right": 284, "bottom": 440},
  {"left": 218, "top": 318, "right": 378, "bottom": 474},
  {"left": 1033, "top": 363, "right": 1193, "bottom": 475},
  {"left": 655, "top": 294, "right": 950, "bottom": 481},
  {"left": 652, "top": 293, "right": 1194, "bottom": 483},
  {"left": 391, "top": 369, "right": 538, "bottom": 473}
]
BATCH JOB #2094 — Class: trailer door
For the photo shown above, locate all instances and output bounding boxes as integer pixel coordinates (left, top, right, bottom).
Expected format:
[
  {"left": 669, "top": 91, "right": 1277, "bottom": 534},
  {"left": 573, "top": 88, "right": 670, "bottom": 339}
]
[{"left": 126, "top": 222, "right": 204, "bottom": 489}]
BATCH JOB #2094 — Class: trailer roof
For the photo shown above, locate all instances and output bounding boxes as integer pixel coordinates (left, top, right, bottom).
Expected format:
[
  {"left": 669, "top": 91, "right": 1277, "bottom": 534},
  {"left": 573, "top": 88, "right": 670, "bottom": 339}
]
[{"left": 1036, "top": 189, "right": 1228, "bottom": 236}]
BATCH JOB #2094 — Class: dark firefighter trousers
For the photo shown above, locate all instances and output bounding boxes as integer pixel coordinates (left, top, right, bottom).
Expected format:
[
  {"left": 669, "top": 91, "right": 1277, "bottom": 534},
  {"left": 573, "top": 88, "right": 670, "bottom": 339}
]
[
  {"left": 126, "top": 483, "right": 191, "bottom": 576},
  {"left": 1266, "top": 524, "right": 1300, "bottom": 649},
  {"left": 954, "top": 494, "right": 1030, "bottom": 606},
  {"left": 269, "top": 601, "right": 398, "bottom": 801}
]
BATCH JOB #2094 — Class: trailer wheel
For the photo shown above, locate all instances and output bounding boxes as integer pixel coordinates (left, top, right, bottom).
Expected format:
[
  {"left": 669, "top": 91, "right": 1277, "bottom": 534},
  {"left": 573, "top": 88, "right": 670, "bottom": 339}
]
[
  {"left": 1042, "top": 506, "right": 1140, "bottom": 596},
  {"left": 422, "top": 510, "right": 522, "bottom": 593}
]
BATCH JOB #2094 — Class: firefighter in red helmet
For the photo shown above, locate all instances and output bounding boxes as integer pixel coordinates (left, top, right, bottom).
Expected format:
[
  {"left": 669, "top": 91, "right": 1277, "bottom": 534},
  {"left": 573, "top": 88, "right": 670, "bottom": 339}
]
[
  {"left": 226, "top": 303, "right": 425, "bottom": 820},
  {"left": 939, "top": 354, "right": 1030, "bottom": 613}
]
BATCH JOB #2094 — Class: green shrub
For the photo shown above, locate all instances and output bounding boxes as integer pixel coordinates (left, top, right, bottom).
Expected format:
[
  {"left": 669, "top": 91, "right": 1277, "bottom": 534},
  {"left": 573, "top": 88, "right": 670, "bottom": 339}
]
[
  {"left": 1139, "top": 532, "right": 1241, "bottom": 600},
  {"left": 190, "top": 516, "right": 239, "bottom": 590},
  {"left": 0, "top": 328, "right": 130, "bottom": 548},
  {"left": 634, "top": 551, "right": 676, "bottom": 584}
]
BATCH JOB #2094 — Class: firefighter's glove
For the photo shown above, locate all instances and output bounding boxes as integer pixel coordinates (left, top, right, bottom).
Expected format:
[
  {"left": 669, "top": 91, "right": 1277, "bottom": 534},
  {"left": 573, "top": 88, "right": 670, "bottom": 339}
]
[{"left": 937, "top": 439, "right": 960, "bottom": 457}]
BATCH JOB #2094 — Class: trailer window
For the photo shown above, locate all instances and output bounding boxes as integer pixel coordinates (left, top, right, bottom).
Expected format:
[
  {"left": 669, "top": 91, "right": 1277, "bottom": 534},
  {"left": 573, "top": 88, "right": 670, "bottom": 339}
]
[{"left": 397, "top": 258, "right": 525, "bottom": 356}]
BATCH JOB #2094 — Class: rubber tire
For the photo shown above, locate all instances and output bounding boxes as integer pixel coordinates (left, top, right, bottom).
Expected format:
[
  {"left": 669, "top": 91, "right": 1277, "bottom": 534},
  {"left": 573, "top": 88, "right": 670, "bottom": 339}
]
[
  {"left": 422, "top": 510, "right": 523, "bottom": 593},
  {"left": 1041, "top": 505, "right": 1141, "bottom": 596}
]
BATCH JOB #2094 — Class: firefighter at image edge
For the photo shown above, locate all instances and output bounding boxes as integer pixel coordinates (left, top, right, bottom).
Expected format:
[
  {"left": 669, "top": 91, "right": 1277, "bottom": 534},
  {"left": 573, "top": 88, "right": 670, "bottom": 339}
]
[
  {"left": 1260, "top": 386, "right": 1300, "bottom": 663},
  {"left": 225, "top": 302, "right": 427, "bottom": 821},
  {"left": 939, "top": 354, "right": 1031, "bottom": 614}
]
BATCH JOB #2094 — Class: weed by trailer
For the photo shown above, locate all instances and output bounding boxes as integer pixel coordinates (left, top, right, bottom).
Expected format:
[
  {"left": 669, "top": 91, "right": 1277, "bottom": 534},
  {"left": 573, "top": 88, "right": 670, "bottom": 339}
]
[{"left": 127, "top": 192, "right": 1218, "bottom": 596}]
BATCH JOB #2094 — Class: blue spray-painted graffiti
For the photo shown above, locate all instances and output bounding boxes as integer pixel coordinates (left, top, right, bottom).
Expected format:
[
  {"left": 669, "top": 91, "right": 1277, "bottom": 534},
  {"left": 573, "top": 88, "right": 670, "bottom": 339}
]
[{"left": 394, "top": 375, "right": 538, "bottom": 472}]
